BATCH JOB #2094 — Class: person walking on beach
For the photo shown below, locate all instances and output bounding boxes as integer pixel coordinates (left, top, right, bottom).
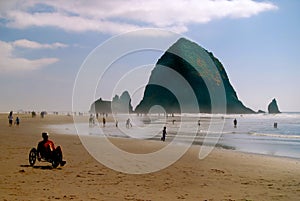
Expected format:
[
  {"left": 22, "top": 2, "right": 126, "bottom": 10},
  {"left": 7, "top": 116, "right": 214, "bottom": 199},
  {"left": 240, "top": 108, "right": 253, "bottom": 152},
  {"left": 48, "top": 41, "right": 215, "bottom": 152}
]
[
  {"left": 8, "top": 111, "right": 13, "bottom": 127},
  {"left": 126, "top": 118, "right": 132, "bottom": 128},
  {"left": 89, "top": 114, "right": 95, "bottom": 127},
  {"left": 103, "top": 117, "right": 106, "bottom": 127},
  {"left": 233, "top": 118, "right": 237, "bottom": 128},
  {"left": 161, "top": 126, "right": 167, "bottom": 142},
  {"left": 15, "top": 116, "right": 20, "bottom": 126}
]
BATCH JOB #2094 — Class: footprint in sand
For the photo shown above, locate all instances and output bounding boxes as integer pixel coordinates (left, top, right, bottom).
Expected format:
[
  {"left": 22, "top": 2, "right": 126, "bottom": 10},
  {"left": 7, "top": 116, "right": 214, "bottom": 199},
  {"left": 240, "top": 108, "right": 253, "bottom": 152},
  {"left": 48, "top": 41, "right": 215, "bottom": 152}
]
[
  {"left": 210, "top": 168, "right": 225, "bottom": 174},
  {"left": 177, "top": 195, "right": 186, "bottom": 199}
]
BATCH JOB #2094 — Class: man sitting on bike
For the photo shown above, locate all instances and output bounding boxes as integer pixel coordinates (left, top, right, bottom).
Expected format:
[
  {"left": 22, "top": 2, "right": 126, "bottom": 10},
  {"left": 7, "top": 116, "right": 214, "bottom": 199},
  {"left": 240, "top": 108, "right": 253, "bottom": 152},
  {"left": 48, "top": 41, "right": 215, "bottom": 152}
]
[{"left": 37, "top": 132, "right": 66, "bottom": 166}]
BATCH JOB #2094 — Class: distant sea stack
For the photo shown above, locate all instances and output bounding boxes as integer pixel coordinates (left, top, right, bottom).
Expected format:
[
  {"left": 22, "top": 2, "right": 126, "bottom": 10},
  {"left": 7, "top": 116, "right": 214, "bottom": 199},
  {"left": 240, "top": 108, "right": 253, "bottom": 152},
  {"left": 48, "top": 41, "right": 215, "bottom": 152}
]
[
  {"left": 90, "top": 98, "right": 111, "bottom": 113},
  {"left": 135, "top": 38, "right": 254, "bottom": 114},
  {"left": 90, "top": 91, "right": 133, "bottom": 114},
  {"left": 268, "top": 98, "right": 281, "bottom": 114}
]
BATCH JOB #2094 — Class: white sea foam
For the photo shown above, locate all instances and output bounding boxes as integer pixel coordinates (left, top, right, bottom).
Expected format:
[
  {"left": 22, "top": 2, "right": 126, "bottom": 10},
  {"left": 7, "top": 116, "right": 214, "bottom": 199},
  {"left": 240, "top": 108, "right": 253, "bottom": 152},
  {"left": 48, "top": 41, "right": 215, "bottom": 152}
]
[{"left": 250, "top": 132, "right": 300, "bottom": 139}]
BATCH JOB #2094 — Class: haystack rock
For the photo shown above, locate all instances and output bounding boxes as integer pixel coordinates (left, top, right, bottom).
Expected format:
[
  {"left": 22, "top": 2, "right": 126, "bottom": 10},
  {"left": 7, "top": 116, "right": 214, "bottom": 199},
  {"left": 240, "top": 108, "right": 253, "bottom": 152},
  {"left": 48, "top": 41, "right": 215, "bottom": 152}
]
[{"left": 135, "top": 38, "right": 254, "bottom": 114}]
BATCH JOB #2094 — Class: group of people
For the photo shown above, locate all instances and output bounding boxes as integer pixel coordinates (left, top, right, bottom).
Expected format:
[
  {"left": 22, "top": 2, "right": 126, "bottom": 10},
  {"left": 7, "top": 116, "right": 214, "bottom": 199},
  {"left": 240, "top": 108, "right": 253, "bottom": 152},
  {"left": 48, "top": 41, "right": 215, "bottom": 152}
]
[
  {"left": 90, "top": 114, "right": 133, "bottom": 129},
  {"left": 8, "top": 111, "right": 20, "bottom": 127},
  {"left": 6, "top": 111, "right": 66, "bottom": 166},
  {"left": 88, "top": 114, "right": 169, "bottom": 142},
  {"left": 89, "top": 114, "right": 107, "bottom": 127}
]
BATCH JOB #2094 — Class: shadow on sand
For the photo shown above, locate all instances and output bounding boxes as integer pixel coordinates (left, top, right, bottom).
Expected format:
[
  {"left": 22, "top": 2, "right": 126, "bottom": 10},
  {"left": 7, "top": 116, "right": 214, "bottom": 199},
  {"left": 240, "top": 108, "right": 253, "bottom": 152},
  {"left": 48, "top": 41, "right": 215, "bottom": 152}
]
[{"left": 20, "top": 164, "right": 61, "bottom": 170}]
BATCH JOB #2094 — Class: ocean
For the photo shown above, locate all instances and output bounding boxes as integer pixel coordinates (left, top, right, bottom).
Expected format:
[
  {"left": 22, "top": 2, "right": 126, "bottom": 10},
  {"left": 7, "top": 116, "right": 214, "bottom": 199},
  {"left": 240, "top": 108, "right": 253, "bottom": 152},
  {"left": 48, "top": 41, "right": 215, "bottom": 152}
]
[{"left": 47, "top": 112, "right": 300, "bottom": 159}]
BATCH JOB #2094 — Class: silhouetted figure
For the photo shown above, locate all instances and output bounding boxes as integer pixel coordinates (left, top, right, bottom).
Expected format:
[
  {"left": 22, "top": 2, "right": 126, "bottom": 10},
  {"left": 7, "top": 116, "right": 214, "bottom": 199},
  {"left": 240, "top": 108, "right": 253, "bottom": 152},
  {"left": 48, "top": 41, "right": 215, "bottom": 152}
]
[
  {"left": 198, "top": 119, "right": 201, "bottom": 126},
  {"left": 115, "top": 120, "right": 118, "bottom": 127},
  {"left": 32, "top": 111, "right": 37, "bottom": 118},
  {"left": 126, "top": 118, "right": 132, "bottom": 128},
  {"left": 103, "top": 117, "right": 106, "bottom": 127},
  {"left": 37, "top": 132, "right": 66, "bottom": 166},
  {"left": 89, "top": 114, "right": 95, "bottom": 127},
  {"left": 233, "top": 118, "right": 237, "bottom": 128},
  {"left": 274, "top": 122, "right": 278, "bottom": 128},
  {"left": 8, "top": 111, "right": 13, "bottom": 127},
  {"left": 15, "top": 116, "right": 20, "bottom": 126},
  {"left": 161, "top": 126, "right": 167, "bottom": 142}
]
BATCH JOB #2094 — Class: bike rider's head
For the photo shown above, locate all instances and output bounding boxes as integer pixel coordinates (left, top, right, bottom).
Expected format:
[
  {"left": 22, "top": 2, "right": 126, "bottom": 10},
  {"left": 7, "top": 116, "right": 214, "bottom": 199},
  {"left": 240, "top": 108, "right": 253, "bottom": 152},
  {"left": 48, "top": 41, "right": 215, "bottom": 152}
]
[{"left": 42, "top": 132, "right": 49, "bottom": 140}]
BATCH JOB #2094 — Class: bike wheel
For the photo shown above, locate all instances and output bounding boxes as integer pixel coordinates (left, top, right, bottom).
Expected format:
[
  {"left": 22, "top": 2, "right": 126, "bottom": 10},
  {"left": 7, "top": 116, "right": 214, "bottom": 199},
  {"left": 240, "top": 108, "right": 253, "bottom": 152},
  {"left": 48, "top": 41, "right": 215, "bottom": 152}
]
[{"left": 29, "top": 148, "right": 37, "bottom": 166}]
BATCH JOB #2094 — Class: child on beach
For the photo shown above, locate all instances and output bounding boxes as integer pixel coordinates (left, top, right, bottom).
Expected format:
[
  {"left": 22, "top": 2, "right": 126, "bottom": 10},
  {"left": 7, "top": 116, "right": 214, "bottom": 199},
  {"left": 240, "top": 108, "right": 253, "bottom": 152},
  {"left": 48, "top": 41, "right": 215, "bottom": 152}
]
[{"left": 15, "top": 117, "right": 20, "bottom": 126}]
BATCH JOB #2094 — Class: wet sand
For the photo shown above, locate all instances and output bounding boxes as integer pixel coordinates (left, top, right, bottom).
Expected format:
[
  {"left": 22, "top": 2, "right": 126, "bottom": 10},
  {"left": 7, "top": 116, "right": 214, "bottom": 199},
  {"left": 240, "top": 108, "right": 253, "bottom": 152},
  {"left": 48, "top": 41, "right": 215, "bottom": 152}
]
[{"left": 1, "top": 113, "right": 300, "bottom": 201}]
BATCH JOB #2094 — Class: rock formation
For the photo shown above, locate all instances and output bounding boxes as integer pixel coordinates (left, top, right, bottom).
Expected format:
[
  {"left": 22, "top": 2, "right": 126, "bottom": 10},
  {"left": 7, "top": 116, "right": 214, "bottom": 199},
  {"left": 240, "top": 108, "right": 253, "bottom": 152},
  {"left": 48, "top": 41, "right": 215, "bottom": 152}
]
[
  {"left": 90, "top": 91, "right": 133, "bottom": 114},
  {"left": 111, "top": 91, "right": 133, "bottom": 113},
  {"left": 268, "top": 98, "right": 281, "bottom": 114},
  {"left": 135, "top": 38, "right": 254, "bottom": 114}
]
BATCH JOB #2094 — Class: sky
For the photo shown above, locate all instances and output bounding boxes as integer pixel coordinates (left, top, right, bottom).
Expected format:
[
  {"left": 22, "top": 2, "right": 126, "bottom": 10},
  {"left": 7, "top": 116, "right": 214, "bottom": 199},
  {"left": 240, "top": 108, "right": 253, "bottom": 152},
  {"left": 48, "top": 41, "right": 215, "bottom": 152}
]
[{"left": 0, "top": 0, "right": 299, "bottom": 112}]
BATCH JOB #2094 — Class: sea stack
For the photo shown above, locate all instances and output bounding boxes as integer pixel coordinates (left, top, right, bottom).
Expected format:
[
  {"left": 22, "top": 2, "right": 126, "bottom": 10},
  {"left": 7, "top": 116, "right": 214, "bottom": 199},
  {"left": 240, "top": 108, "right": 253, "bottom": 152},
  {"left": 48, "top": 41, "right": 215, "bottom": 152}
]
[
  {"left": 268, "top": 98, "right": 281, "bottom": 114},
  {"left": 90, "top": 91, "right": 133, "bottom": 114},
  {"left": 135, "top": 38, "right": 254, "bottom": 114}
]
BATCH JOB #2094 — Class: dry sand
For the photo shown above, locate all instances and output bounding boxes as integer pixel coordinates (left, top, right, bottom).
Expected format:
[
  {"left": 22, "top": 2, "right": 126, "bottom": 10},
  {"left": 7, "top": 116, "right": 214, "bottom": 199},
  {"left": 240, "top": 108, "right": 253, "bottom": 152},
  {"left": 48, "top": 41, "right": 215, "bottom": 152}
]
[{"left": 1, "top": 113, "right": 300, "bottom": 201}]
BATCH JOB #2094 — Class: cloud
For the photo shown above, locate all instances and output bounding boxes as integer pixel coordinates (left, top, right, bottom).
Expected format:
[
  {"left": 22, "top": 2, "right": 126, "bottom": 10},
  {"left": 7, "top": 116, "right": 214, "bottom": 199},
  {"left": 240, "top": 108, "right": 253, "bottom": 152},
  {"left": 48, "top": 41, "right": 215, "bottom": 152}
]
[
  {"left": 0, "top": 40, "right": 59, "bottom": 73},
  {"left": 13, "top": 39, "right": 68, "bottom": 49},
  {"left": 5, "top": 10, "right": 143, "bottom": 35},
  {"left": 1, "top": 0, "right": 278, "bottom": 34}
]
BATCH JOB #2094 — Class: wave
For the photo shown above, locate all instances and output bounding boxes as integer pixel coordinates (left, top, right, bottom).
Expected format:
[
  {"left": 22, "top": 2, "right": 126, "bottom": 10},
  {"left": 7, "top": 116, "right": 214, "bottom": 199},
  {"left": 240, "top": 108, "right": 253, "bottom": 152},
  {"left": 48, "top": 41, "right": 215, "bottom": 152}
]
[
  {"left": 250, "top": 132, "right": 300, "bottom": 139},
  {"left": 180, "top": 112, "right": 300, "bottom": 119}
]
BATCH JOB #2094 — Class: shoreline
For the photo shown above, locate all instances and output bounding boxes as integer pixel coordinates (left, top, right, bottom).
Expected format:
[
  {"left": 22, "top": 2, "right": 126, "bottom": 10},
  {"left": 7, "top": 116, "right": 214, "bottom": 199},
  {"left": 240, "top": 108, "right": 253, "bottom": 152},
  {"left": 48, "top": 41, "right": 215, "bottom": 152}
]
[
  {"left": 45, "top": 114, "right": 300, "bottom": 160},
  {"left": 47, "top": 128, "right": 300, "bottom": 162},
  {"left": 1, "top": 113, "right": 300, "bottom": 200}
]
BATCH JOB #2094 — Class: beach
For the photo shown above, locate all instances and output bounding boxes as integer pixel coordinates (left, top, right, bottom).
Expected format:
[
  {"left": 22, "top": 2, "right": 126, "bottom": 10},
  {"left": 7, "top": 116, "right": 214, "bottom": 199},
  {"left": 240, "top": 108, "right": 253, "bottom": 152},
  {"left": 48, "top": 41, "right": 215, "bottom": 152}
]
[{"left": 1, "top": 113, "right": 300, "bottom": 201}]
